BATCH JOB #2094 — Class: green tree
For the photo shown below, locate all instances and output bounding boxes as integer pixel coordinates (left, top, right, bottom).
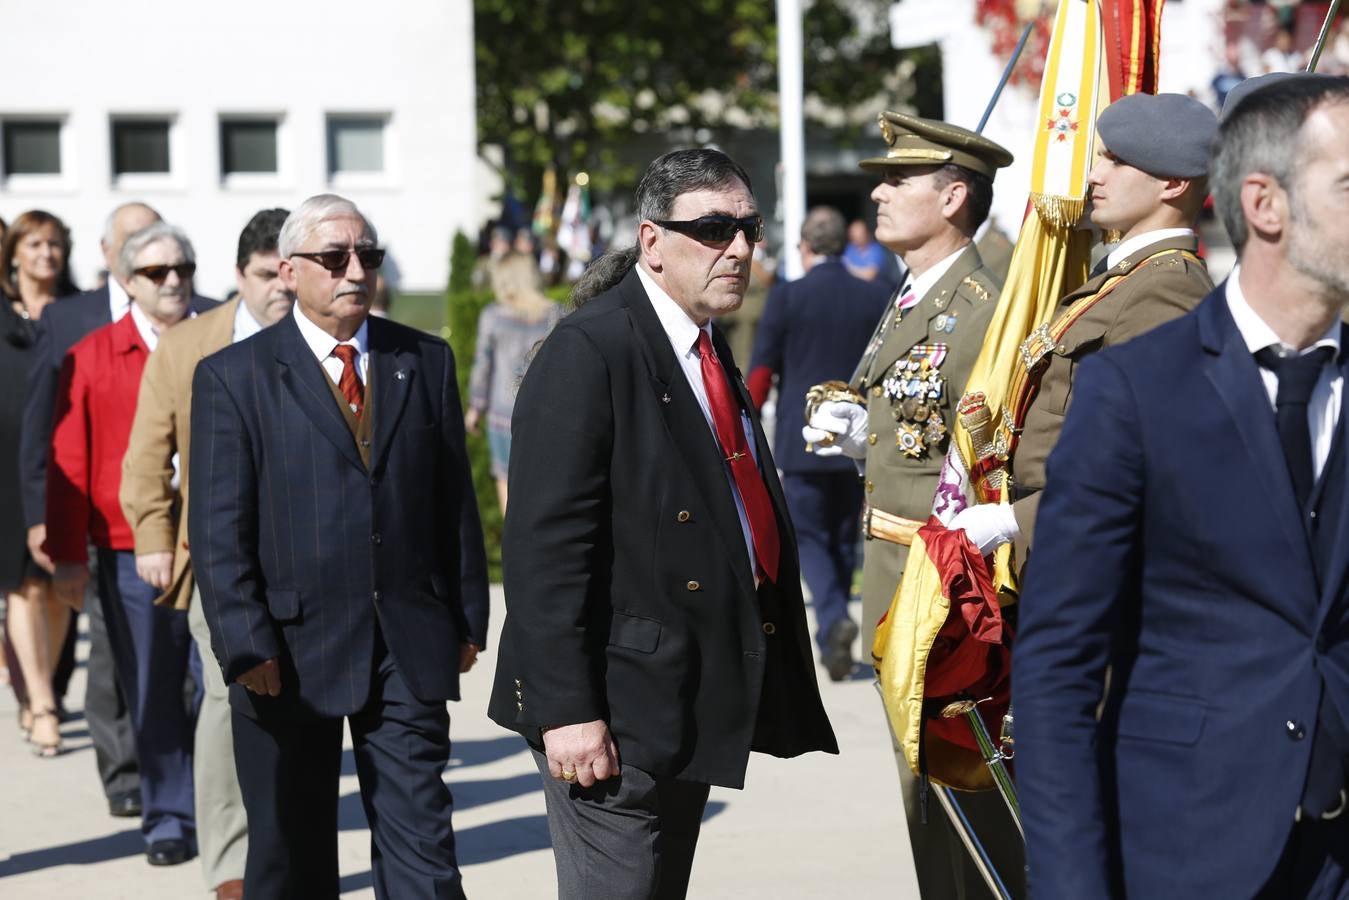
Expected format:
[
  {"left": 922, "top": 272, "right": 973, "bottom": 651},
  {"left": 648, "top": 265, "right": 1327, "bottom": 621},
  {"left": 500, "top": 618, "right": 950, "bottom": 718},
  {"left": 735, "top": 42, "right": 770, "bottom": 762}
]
[{"left": 475, "top": 1, "right": 920, "bottom": 198}]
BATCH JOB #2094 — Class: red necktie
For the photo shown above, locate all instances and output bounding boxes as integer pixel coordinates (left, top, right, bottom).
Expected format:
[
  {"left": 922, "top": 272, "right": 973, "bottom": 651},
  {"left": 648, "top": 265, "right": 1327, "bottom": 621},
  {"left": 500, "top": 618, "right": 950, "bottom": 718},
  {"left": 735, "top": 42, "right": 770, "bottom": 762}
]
[
  {"left": 331, "top": 345, "right": 364, "bottom": 419},
  {"left": 695, "top": 330, "right": 780, "bottom": 582}
]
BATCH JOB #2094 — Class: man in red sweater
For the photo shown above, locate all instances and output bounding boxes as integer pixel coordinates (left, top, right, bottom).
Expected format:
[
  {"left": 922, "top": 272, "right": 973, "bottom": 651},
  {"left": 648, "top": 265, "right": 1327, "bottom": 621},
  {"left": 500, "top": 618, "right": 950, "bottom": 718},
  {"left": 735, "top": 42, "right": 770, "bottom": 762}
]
[{"left": 47, "top": 221, "right": 197, "bottom": 867}]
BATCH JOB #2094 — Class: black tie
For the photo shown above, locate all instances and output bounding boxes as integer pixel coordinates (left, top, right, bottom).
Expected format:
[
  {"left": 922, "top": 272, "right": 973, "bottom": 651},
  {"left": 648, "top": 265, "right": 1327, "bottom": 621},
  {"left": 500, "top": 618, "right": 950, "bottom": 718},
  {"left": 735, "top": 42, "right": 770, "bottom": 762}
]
[{"left": 1255, "top": 346, "right": 1334, "bottom": 509}]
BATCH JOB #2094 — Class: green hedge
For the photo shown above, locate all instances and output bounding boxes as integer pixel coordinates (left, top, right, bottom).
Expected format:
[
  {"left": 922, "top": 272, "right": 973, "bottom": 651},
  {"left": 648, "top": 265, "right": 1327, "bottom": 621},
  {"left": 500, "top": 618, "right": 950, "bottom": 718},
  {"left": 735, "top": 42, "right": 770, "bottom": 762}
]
[{"left": 445, "top": 233, "right": 568, "bottom": 583}]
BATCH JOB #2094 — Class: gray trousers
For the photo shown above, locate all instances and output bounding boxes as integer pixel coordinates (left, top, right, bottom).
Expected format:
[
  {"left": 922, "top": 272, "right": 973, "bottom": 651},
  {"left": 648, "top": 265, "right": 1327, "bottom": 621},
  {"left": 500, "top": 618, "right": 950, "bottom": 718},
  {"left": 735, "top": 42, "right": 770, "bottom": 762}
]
[
  {"left": 533, "top": 750, "right": 710, "bottom": 900},
  {"left": 188, "top": 589, "right": 248, "bottom": 889}
]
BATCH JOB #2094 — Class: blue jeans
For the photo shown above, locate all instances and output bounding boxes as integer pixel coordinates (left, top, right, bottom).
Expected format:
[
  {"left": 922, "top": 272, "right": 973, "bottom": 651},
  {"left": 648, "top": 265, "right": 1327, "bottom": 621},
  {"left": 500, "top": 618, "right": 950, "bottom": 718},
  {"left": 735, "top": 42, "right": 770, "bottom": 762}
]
[{"left": 96, "top": 548, "right": 197, "bottom": 845}]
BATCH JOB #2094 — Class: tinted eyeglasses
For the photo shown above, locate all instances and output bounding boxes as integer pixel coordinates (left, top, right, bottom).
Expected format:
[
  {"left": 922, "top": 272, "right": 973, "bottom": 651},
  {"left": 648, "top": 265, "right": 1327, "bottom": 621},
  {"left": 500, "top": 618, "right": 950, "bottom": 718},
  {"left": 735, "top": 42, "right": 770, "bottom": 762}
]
[
  {"left": 653, "top": 215, "right": 764, "bottom": 245},
  {"left": 132, "top": 262, "right": 196, "bottom": 284},
  {"left": 291, "top": 247, "right": 386, "bottom": 272}
]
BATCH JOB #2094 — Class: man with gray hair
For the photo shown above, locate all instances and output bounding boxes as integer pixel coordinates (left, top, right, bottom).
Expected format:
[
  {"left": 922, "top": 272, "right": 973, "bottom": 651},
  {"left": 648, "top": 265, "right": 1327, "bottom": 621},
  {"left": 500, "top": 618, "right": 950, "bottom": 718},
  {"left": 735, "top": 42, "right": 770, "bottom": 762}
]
[
  {"left": 1016, "top": 75, "right": 1349, "bottom": 897},
  {"left": 490, "top": 149, "right": 836, "bottom": 898},
  {"left": 46, "top": 221, "right": 200, "bottom": 867},
  {"left": 745, "top": 205, "right": 891, "bottom": 680},
  {"left": 191, "top": 194, "right": 489, "bottom": 899}
]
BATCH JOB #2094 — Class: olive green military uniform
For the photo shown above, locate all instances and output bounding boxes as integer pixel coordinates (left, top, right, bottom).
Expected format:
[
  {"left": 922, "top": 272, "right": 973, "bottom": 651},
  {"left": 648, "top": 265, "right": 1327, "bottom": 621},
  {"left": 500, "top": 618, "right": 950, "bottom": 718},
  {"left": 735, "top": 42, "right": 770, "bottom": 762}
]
[
  {"left": 1009, "top": 234, "right": 1212, "bottom": 546},
  {"left": 856, "top": 244, "right": 999, "bottom": 655}
]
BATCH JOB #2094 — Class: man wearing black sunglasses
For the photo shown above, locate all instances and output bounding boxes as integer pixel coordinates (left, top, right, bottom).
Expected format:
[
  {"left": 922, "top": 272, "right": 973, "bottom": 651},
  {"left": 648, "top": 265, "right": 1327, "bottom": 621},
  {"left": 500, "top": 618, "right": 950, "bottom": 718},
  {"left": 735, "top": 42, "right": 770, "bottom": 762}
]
[
  {"left": 491, "top": 149, "right": 836, "bottom": 898},
  {"left": 803, "top": 111, "right": 1022, "bottom": 898},
  {"left": 46, "top": 221, "right": 201, "bottom": 867},
  {"left": 190, "top": 194, "right": 488, "bottom": 900}
]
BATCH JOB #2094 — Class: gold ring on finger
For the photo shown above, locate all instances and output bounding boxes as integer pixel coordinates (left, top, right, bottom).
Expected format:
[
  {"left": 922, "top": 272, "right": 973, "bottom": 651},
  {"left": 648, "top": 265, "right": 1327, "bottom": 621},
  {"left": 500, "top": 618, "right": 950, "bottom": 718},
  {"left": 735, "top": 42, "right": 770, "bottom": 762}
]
[{"left": 561, "top": 769, "right": 577, "bottom": 782}]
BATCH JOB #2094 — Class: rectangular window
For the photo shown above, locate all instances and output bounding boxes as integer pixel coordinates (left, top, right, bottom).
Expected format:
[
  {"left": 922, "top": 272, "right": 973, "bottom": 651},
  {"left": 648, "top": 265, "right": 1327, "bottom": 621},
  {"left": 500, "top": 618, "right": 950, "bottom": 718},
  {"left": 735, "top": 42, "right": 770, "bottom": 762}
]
[
  {"left": 221, "top": 119, "right": 278, "bottom": 174},
  {"left": 327, "top": 116, "right": 385, "bottom": 175},
  {"left": 112, "top": 119, "right": 171, "bottom": 175},
  {"left": 2, "top": 120, "right": 61, "bottom": 176}
]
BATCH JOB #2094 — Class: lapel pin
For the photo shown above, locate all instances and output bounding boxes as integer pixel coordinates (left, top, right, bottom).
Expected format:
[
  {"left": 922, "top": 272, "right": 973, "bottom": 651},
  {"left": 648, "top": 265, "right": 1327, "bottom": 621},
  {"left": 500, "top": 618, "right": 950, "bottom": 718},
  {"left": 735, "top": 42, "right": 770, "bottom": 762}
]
[
  {"left": 661, "top": 393, "right": 672, "bottom": 404},
  {"left": 395, "top": 370, "right": 406, "bottom": 381}
]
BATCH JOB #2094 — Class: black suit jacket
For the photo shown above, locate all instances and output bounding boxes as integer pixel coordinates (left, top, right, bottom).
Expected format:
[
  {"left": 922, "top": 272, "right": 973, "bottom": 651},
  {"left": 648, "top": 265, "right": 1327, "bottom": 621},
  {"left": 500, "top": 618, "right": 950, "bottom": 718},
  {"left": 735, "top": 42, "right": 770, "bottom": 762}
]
[
  {"left": 488, "top": 267, "right": 837, "bottom": 789},
  {"left": 749, "top": 258, "right": 892, "bottom": 473},
  {"left": 188, "top": 312, "right": 488, "bottom": 720},
  {"left": 21, "top": 285, "right": 218, "bottom": 528}
]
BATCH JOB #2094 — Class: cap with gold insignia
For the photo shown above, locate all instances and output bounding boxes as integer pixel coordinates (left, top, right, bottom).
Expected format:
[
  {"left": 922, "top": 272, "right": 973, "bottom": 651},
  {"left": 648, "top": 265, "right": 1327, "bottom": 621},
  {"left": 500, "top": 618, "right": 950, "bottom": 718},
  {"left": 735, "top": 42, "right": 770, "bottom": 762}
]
[{"left": 859, "top": 111, "right": 1014, "bottom": 180}]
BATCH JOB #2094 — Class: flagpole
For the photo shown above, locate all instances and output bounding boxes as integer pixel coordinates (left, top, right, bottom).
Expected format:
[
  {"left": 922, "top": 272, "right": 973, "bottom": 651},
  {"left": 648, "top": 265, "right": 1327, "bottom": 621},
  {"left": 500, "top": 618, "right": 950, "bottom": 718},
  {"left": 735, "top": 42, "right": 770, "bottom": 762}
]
[
  {"left": 777, "top": 0, "right": 806, "bottom": 280},
  {"left": 977, "top": 22, "right": 1036, "bottom": 134},
  {"left": 1306, "top": 0, "right": 1344, "bottom": 72}
]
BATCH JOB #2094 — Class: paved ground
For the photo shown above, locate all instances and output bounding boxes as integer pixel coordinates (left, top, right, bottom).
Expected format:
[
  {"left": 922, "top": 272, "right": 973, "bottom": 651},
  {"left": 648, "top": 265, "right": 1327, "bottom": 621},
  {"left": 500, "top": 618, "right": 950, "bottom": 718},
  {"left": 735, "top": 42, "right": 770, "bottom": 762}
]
[{"left": 0, "top": 587, "right": 920, "bottom": 898}]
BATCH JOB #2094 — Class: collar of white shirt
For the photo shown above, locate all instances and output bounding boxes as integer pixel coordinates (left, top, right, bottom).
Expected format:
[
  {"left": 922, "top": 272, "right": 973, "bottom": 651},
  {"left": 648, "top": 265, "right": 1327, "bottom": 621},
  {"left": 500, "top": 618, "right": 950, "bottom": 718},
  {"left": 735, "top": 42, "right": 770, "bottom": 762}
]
[
  {"left": 128, "top": 302, "right": 160, "bottom": 352},
  {"left": 109, "top": 277, "right": 132, "bottom": 321},
  {"left": 903, "top": 242, "right": 970, "bottom": 303},
  {"left": 1226, "top": 264, "right": 1342, "bottom": 358},
  {"left": 636, "top": 262, "right": 711, "bottom": 358},
  {"left": 292, "top": 302, "right": 369, "bottom": 372},
  {"left": 232, "top": 299, "right": 265, "bottom": 344},
  {"left": 1106, "top": 228, "right": 1195, "bottom": 271}
]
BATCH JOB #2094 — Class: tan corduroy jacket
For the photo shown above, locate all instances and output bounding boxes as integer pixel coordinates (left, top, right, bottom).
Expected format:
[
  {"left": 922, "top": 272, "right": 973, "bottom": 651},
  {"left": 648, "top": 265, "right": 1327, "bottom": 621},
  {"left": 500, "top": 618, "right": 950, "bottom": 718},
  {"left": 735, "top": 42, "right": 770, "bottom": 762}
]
[{"left": 120, "top": 299, "right": 240, "bottom": 609}]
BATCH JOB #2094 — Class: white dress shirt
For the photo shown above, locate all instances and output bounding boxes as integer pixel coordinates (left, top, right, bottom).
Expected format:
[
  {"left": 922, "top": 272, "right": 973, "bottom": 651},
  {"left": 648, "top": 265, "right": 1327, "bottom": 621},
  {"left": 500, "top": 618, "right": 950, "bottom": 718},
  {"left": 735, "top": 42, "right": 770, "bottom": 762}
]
[
  {"left": 128, "top": 302, "right": 160, "bottom": 352},
  {"left": 232, "top": 299, "right": 265, "bottom": 344},
  {"left": 293, "top": 303, "right": 370, "bottom": 386},
  {"left": 900, "top": 242, "right": 971, "bottom": 302},
  {"left": 1105, "top": 227, "right": 1194, "bottom": 270},
  {"left": 637, "top": 263, "right": 759, "bottom": 580},
  {"left": 1227, "top": 266, "right": 1342, "bottom": 479},
  {"left": 109, "top": 277, "right": 132, "bottom": 322}
]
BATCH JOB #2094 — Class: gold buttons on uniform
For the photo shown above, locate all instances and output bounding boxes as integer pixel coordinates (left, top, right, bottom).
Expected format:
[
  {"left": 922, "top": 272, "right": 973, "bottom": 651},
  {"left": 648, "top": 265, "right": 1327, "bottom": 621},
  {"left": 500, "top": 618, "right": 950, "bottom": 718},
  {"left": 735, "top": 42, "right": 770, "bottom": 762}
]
[
  {"left": 686, "top": 580, "right": 701, "bottom": 591},
  {"left": 865, "top": 480, "right": 874, "bottom": 493},
  {"left": 868, "top": 434, "right": 878, "bottom": 445},
  {"left": 676, "top": 510, "right": 691, "bottom": 523},
  {"left": 762, "top": 622, "right": 776, "bottom": 635},
  {"left": 871, "top": 385, "right": 883, "bottom": 398}
]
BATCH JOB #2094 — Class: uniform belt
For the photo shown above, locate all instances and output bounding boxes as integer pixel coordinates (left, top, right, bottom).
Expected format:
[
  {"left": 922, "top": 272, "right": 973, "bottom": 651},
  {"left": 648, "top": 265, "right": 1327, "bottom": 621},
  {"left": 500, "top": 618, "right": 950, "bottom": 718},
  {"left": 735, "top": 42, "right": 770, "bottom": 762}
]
[
  {"left": 1008, "top": 483, "right": 1041, "bottom": 503},
  {"left": 863, "top": 505, "right": 923, "bottom": 546}
]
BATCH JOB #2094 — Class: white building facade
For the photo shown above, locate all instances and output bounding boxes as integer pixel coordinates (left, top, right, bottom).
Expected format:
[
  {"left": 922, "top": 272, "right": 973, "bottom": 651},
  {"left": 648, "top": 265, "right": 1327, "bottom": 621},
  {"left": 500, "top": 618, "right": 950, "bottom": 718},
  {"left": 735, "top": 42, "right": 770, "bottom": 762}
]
[{"left": 0, "top": 0, "right": 479, "bottom": 296}]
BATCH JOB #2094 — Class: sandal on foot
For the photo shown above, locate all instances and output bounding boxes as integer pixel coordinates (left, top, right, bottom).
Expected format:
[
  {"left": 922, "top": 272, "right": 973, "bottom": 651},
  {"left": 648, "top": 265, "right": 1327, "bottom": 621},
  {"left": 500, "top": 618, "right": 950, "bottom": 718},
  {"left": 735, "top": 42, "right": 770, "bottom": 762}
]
[{"left": 29, "top": 710, "right": 62, "bottom": 758}]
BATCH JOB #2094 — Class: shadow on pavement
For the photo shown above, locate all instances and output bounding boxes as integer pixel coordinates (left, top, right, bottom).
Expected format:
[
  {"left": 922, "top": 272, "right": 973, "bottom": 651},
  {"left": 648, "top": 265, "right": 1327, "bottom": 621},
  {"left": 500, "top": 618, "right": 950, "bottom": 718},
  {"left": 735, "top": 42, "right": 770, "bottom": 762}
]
[
  {"left": 0, "top": 827, "right": 142, "bottom": 877},
  {"left": 338, "top": 771, "right": 543, "bottom": 832},
  {"left": 339, "top": 735, "right": 525, "bottom": 778}
]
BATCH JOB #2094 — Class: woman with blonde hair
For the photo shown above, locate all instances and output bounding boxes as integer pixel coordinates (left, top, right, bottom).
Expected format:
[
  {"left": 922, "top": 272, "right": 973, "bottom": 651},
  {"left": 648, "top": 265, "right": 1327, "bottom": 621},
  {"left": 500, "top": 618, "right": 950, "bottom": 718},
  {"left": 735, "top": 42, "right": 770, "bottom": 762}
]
[
  {"left": 0, "top": 210, "right": 78, "bottom": 756},
  {"left": 465, "top": 251, "right": 562, "bottom": 513}
]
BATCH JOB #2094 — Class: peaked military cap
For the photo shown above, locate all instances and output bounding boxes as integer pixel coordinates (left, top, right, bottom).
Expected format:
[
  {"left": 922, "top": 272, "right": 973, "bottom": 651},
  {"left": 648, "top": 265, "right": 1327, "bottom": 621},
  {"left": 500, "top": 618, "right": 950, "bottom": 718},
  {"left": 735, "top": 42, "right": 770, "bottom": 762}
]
[
  {"left": 859, "top": 111, "right": 1014, "bottom": 179},
  {"left": 1097, "top": 92, "right": 1217, "bottom": 179}
]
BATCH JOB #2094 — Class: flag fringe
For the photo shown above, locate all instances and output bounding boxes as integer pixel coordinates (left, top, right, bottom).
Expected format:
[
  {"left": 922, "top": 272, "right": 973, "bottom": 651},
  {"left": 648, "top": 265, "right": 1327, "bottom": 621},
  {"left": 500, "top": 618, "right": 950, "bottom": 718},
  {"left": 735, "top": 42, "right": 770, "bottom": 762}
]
[{"left": 1029, "top": 193, "right": 1085, "bottom": 229}]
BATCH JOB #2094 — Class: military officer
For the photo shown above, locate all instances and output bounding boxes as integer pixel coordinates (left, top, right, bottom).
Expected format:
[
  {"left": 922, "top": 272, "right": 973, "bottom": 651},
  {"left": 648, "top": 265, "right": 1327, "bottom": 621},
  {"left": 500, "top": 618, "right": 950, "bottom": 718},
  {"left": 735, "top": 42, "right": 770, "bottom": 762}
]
[
  {"left": 804, "top": 111, "right": 1019, "bottom": 899},
  {"left": 948, "top": 93, "right": 1218, "bottom": 556}
]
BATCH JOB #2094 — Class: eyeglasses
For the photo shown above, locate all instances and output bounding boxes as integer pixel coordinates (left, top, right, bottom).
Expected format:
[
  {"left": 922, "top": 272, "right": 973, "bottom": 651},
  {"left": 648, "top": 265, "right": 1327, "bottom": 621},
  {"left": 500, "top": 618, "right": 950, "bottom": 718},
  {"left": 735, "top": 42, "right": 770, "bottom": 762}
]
[
  {"left": 653, "top": 215, "right": 764, "bottom": 245},
  {"left": 132, "top": 263, "right": 196, "bottom": 284},
  {"left": 290, "top": 248, "right": 386, "bottom": 272}
]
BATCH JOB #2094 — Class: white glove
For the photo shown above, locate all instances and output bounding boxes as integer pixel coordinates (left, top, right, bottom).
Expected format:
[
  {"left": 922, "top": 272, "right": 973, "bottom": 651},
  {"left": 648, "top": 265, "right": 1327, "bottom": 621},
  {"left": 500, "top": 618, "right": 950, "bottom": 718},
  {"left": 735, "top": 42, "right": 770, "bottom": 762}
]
[
  {"left": 947, "top": 503, "right": 1021, "bottom": 556},
  {"left": 802, "top": 400, "right": 869, "bottom": 460}
]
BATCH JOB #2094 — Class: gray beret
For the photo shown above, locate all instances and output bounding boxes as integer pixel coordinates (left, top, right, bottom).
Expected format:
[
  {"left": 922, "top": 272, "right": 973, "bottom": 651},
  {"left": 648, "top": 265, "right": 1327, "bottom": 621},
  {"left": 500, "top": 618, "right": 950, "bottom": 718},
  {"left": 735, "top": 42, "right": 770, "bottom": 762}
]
[
  {"left": 1097, "top": 92, "right": 1218, "bottom": 179},
  {"left": 1220, "top": 72, "right": 1326, "bottom": 121}
]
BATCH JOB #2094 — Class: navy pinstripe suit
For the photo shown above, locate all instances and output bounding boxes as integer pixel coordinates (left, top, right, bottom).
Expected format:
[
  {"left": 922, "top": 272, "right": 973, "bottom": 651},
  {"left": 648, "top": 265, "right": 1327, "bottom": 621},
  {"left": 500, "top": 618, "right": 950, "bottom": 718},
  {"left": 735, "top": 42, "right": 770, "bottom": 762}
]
[{"left": 189, "top": 310, "right": 488, "bottom": 899}]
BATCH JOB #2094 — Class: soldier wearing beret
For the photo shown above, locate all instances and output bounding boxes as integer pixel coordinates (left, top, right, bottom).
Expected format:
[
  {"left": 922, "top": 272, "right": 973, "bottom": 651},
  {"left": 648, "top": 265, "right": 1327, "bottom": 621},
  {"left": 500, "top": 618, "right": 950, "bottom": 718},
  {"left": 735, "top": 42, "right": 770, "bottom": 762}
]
[
  {"left": 803, "top": 111, "right": 1021, "bottom": 898},
  {"left": 948, "top": 93, "right": 1218, "bottom": 556}
]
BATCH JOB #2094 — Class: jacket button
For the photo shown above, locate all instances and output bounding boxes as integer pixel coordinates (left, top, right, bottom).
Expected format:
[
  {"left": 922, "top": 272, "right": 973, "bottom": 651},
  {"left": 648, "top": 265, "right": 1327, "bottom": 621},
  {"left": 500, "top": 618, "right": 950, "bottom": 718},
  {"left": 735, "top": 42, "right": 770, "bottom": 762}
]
[
  {"left": 865, "top": 480, "right": 874, "bottom": 493},
  {"left": 868, "top": 433, "right": 878, "bottom": 445},
  {"left": 1287, "top": 720, "right": 1307, "bottom": 741},
  {"left": 686, "top": 580, "right": 700, "bottom": 591},
  {"left": 871, "top": 385, "right": 882, "bottom": 398},
  {"left": 371, "top": 533, "right": 382, "bottom": 545},
  {"left": 676, "top": 510, "right": 691, "bottom": 523},
  {"left": 373, "top": 590, "right": 382, "bottom": 602},
  {"left": 762, "top": 622, "right": 776, "bottom": 635}
]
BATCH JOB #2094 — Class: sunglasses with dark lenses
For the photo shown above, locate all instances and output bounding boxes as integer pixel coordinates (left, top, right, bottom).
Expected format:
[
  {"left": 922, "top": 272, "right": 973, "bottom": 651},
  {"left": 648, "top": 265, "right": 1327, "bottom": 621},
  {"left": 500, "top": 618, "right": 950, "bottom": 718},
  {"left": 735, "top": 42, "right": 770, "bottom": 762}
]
[
  {"left": 291, "top": 247, "right": 386, "bottom": 272},
  {"left": 653, "top": 215, "right": 764, "bottom": 245},
  {"left": 132, "top": 262, "right": 197, "bottom": 284}
]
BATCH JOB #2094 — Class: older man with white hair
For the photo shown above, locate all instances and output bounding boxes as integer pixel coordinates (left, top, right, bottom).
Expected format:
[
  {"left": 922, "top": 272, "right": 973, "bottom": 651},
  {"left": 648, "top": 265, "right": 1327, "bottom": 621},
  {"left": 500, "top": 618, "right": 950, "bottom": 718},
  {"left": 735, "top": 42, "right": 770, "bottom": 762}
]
[
  {"left": 46, "top": 221, "right": 201, "bottom": 866},
  {"left": 190, "top": 194, "right": 489, "bottom": 900}
]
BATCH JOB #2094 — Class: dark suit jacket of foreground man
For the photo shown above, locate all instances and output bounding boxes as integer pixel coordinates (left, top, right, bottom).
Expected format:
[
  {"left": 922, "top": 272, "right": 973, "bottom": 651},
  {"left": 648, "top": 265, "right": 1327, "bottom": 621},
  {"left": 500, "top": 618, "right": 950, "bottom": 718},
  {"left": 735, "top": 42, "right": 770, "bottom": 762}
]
[
  {"left": 190, "top": 311, "right": 488, "bottom": 714},
  {"left": 1014, "top": 289, "right": 1349, "bottom": 898},
  {"left": 489, "top": 266, "right": 837, "bottom": 788}
]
